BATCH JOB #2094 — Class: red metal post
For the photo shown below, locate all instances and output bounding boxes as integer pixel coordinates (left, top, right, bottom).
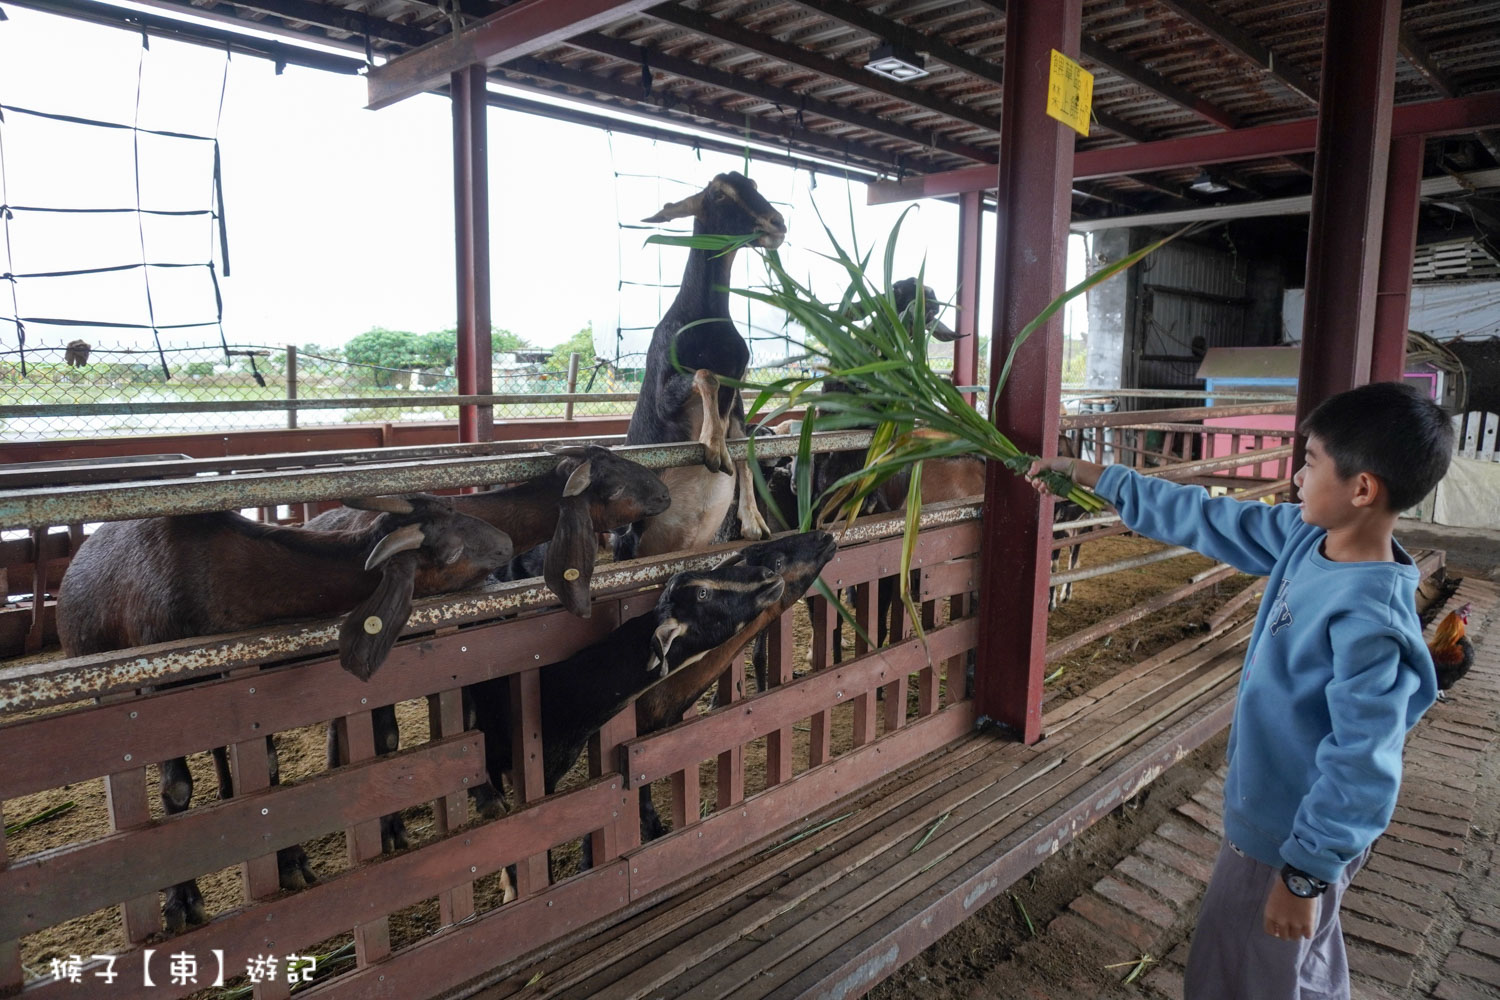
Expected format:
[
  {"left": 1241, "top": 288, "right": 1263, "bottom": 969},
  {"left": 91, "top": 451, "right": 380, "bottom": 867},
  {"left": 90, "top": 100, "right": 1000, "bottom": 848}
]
[
  {"left": 973, "top": 0, "right": 1080, "bottom": 744},
  {"left": 452, "top": 64, "right": 494, "bottom": 444},
  {"left": 1295, "top": 0, "right": 1401, "bottom": 468},
  {"left": 953, "top": 191, "right": 982, "bottom": 404},
  {"left": 1371, "top": 135, "right": 1425, "bottom": 384}
]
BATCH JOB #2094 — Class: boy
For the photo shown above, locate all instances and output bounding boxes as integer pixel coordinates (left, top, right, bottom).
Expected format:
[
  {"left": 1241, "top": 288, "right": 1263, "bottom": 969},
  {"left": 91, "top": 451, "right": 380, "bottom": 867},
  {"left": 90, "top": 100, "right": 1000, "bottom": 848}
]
[{"left": 1028, "top": 381, "right": 1452, "bottom": 1000}]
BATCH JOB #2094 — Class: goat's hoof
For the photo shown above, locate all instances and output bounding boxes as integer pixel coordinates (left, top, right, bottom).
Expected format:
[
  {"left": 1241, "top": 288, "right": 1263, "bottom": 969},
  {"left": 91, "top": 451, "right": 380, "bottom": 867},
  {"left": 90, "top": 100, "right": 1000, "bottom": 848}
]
[
  {"left": 380, "top": 813, "right": 410, "bottom": 853},
  {"left": 277, "top": 846, "right": 317, "bottom": 890},
  {"left": 163, "top": 882, "right": 207, "bottom": 935},
  {"left": 470, "top": 782, "right": 505, "bottom": 819}
]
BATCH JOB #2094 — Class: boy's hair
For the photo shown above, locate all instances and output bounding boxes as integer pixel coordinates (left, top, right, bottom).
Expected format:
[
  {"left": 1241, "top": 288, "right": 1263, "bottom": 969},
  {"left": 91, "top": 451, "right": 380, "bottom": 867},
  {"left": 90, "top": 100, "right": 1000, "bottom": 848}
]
[{"left": 1299, "top": 381, "right": 1453, "bottom": 511}]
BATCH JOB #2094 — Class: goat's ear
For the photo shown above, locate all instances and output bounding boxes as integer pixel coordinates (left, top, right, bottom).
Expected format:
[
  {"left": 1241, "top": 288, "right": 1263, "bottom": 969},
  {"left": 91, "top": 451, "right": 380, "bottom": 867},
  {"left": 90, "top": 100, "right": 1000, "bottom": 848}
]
[
  {"left": 642, "top": 191, "right": 705, "bottom": 224},
  {"left": 344, "top": 495, "right": 416, "bottom": 515},
  {"left": 647, "top": 618, "right": 689, "bottom": 677},
  {"left": 561, "top": 459, "right": 594, "bottom": 498},
  {"left": 544, "top": 496, "right": 597, "bottom": 617},
  {"left": 338, "top": 553, "right": 417, "bottom": 681},
  {"left": 365, "top": 523, "right": 425, "bottom": 571},
  {"left": 715, "top": 550, "right": 745, "bottom": 568}
]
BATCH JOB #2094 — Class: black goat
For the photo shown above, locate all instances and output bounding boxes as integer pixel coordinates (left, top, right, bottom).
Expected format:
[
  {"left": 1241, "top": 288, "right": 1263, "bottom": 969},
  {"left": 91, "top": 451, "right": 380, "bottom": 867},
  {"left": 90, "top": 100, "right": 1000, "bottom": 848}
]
[
  {"left": 307, "top": 445, "right": 670, "bottom": 852},
  {"left": 615, "top": 172, "right": 786, "bottom": 561},
  {"left": 633, "top": 530, "right": 837, "bottom": 843},
  {"left": 464, "top": 559, "right": 788, "bottom": 815},
  {"left": 55, "top": 495, "right": 512, "bottom": 934}
]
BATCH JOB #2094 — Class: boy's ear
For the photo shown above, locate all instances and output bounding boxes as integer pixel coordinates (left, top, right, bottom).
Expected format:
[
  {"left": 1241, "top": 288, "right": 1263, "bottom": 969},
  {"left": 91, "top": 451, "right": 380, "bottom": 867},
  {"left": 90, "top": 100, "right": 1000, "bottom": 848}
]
[{"left": 1351, "top": 470, "right": 1382, "bottom": 509}]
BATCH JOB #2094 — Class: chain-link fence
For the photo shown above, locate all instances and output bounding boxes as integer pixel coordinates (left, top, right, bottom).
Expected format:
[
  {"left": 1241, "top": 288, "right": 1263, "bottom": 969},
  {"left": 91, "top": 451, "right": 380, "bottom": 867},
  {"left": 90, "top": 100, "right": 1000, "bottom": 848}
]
[{"left": 0, "top": 341, "right": 839, "bottom": 440}]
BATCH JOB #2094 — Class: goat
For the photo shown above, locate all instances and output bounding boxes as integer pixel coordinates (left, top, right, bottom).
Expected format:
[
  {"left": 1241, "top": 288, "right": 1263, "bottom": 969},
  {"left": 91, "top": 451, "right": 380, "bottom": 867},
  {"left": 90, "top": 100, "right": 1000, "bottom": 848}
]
[
  {"left": 307, "top": 445, "right": 670, "bottom": 851},
  {"left": 464, "top": 559, "right": 789, "bottom": 840},
  {"left": 614, "top": 172, "right": 786, "bottom": 561},
  {"left": 55, "top": 495, "right": 512, "bottom": 935},
  {"left": 633, "top": 530, "right": 837, "bottom": 843}
]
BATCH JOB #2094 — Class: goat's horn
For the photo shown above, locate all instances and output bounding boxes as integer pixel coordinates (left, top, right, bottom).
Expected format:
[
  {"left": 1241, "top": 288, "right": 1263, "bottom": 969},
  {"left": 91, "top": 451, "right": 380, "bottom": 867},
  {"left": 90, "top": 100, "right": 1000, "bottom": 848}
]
[
  {"left": 562, "top": 459, "right": 594, "bottom": 497},
  {"left": 342, "top": 495, "right": 416, "bottom": 515},
  {"left": 647, "top": 619, "right": 690, "bottom": 678},
  {"left": 365, "top": 523, "right": 425, "bottom": 570},
  {"left": 642, "top": 191, "right": 706, "bottom": 224}
]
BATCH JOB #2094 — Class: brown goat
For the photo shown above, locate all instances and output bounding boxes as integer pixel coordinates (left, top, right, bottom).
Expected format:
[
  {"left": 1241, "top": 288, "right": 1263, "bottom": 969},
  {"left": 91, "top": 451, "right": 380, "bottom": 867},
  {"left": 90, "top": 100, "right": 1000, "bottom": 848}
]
[
  {"left": 55, "top": 495, "right": 512, "bottom": 935},
  {"left": 308, "top": 445, "right": 670, "bottom": 854}
]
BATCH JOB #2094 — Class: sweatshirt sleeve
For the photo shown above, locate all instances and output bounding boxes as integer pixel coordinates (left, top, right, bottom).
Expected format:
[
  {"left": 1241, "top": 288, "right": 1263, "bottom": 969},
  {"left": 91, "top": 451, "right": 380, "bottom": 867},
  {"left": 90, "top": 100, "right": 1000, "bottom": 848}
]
[
  {"left": 1092, "top": 464, "right": 1304, "bottom": 577},
  {"left": 1278, "top": 616, "right": 1420, "bottom": 882}
]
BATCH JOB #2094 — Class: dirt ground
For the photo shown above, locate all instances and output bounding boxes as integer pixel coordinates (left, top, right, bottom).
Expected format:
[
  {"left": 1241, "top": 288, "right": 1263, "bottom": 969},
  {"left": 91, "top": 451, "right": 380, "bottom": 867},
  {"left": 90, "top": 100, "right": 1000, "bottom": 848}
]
[{"left": 6, "top": 535, "right": 1253, "bottom": 992}]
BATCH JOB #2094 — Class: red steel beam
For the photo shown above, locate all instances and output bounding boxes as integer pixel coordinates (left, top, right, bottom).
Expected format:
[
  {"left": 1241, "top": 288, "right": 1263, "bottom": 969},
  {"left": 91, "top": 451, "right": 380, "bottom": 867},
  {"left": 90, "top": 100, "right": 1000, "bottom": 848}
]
[
  {"left": 867, "top": 91, "right": 1500, "bottom": 204},
  {"left": 1294, "top": 0, "right": 1401, "bottom": 461},
  {"left": 974, "top": 0, "right": 1079, "bottom": 745},
  {"left": 953, "top": 191, "right": 983, "bottom": 402},
  {"left": 1371, "top": 135, "right": 1425, "bottom": 384},
  {"left": 367, "top": 0, "right": 659, "bottom": 109},
  {"left": 452, "top": 64, "right": 492, "bottom": 443}
]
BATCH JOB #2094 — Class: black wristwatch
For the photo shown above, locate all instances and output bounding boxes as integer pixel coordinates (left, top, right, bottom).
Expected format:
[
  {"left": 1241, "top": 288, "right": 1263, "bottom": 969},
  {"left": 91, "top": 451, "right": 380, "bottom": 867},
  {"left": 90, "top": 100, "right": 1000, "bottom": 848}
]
[{"left": 1280, "top": 864, "right": 1330, "bottom": 898}]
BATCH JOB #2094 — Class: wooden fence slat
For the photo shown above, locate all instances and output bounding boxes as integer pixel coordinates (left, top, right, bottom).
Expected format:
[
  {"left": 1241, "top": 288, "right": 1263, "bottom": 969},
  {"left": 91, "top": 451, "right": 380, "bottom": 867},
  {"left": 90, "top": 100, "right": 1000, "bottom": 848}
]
[
  {"left": 103, "top": 766, "right": 161, "bottom": 943},
  {"left": 16, "top": 779, "right": 631, "bottom": 1000},
  {"left": 428, "top": 687, "right": 475, "bottom": 927},
  {"left": 715, "top": 660, "right": 745, "bottom": 812},
  {"left": 622, "top": 620, "right": 977, "bottom": 790},
  {"left": 0, "top": 734, "right": 482, "bottom": 941},
  {"left": 590, "top": 706, "right": 641, "bottom": 866},
  {"left": 762, "top": 612, "right": 796, "bottom": 788},
  {"left": 808, "top": 594, "right": 836, "bottom": 768},
  {"left": 510, "top": 669, "right": 550, "bottom": 898}
]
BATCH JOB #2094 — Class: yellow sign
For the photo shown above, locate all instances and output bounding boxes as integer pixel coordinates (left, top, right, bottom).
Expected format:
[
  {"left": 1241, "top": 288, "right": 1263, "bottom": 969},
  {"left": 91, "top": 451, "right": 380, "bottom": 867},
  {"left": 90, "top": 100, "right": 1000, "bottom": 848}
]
[{"left": 1046, "top": 49, "right": 1094, "bottom": 136}]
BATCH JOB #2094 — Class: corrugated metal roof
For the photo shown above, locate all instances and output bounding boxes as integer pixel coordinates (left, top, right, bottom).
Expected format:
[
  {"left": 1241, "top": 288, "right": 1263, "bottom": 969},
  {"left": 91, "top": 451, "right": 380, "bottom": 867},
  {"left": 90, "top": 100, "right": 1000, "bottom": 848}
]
[{"left": 31, "top": 0, "right": 1500, "bottom": 215}]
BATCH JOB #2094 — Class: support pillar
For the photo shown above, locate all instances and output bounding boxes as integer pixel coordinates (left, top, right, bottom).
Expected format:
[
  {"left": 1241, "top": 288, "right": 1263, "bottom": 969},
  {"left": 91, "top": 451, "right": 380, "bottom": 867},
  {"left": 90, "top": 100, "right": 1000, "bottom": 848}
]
[
  {"left": 453, "top": 64, "right": 494, "bottom": 443},
  {"left": 1371, "top": 136, "right": 1424, "bottom": 384},
  {"left": 1295, "top": 0, "right": 1401, "bottom": 464},
  {"left": 953, "top": 191, "right": 983, "bottom": 403},
  {"left": 973, "top": 0, "right": 1081, "bottom": 744}
]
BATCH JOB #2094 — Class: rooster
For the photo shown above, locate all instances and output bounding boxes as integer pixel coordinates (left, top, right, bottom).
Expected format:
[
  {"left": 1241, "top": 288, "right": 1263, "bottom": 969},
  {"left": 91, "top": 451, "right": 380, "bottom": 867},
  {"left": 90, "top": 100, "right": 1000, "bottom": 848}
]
[{"left": 1428, "top": 603, "right": 1475, "bottom": 700}]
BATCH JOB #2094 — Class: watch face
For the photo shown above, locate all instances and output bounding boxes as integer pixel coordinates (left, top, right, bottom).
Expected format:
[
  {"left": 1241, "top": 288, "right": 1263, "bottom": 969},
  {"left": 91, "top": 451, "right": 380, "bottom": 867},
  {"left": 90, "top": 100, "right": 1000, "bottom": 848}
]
[{"left": 1286, "top": 874, "right": 1314, "bottom": 897}]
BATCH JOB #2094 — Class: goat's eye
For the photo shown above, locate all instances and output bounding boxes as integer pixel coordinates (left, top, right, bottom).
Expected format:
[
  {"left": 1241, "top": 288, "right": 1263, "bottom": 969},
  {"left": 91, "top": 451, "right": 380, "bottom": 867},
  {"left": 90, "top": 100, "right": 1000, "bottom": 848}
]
[
  {"left": 772, "top": 556, "right": 785, "bottom": 571},
  {"left": 697, "top": 587, "right": 710, "bottom": 602}
]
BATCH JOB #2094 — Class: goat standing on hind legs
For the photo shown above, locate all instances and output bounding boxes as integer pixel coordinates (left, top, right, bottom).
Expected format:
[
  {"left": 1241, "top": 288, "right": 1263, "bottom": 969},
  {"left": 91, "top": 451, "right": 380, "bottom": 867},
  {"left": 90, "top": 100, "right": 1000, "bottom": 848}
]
[{"left": 615, "top": 172, "right": 786, "bottom": 561}]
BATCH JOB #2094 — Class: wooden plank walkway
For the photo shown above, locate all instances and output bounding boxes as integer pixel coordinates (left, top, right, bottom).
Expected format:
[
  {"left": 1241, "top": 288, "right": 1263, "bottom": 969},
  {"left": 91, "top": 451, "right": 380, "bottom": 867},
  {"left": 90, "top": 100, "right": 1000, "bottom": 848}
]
[{"left": 459, "top": 611, "right": 1260, "bottom": 1000}]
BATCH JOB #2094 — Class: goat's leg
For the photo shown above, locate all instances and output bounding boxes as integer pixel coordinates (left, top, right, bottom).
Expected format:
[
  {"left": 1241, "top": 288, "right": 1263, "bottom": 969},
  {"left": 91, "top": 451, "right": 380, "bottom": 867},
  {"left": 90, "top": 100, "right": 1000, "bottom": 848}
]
[
  {"left": 158, "top": 756, "right": 207, "bottom": 934},
  {"left": 261, "top": 735, "right": 317, "bottom": 890},
  {"left": 639, "top": 785, "right": 667, "bottom": 842},
  {"left": 751, "top": 629, "right": 769, "bottom": 693},
  {"left": 692, "top": 369, "right": 733, "bottom": 474},
  {"left": 370, "top": 704, "right": 409, "bottom": 853},
  {"left": 734, "top": 459, "right": 771, "bottom": 540}
]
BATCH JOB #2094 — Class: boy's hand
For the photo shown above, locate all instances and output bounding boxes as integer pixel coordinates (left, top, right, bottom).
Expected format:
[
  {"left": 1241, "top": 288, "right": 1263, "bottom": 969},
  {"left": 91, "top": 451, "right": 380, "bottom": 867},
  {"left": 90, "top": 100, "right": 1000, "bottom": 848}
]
[
  {"left": 1025, "top": 457, "right": 1077, "bottom": 498},
  {"left": 1263, "top": 880, "right": 1319, "bottom": 941}
]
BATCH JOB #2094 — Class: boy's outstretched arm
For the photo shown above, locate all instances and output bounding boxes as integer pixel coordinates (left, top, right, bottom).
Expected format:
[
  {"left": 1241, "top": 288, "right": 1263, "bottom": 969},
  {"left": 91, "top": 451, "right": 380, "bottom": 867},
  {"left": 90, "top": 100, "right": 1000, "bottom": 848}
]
[{"left": 1026, "top": 456, "right": 1303, "bottom": 577}]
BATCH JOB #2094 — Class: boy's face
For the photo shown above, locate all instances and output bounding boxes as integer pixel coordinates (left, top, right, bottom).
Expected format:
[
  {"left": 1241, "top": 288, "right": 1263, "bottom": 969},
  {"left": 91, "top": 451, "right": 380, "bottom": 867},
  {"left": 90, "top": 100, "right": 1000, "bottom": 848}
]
[{"left": 1292, "top": 434, "right": 1369, "bottom": 527}]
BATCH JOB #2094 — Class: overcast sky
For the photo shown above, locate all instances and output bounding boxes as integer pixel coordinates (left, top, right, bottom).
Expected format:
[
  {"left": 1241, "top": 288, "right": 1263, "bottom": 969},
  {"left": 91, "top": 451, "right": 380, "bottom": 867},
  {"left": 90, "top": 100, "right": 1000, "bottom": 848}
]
[{"left": 1, "top": 4, "right": 1084, "bottom": 366}]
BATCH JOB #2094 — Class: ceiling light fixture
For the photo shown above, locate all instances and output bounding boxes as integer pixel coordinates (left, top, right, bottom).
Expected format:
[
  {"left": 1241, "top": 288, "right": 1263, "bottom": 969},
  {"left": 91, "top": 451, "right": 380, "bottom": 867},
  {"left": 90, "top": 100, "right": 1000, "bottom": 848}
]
[
  {"left": 1190, "top": 170, "right": 1230, "bottom": 194},
  {"left": 866, "top": 42, "right": 929, "bottom": 82}
]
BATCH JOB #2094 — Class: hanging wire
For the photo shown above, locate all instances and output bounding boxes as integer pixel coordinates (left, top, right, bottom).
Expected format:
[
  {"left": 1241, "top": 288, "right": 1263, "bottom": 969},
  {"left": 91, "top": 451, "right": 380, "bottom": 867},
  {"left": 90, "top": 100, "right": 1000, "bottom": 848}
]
[
  {"left": 208, "top": 42, "right": 232, "bottom": 358},
  {"left": 0, "top": 100, "right": 25, "bottom": 376},
  {"left": 130, "top": 29, "right": 170, "bottom": 379}
]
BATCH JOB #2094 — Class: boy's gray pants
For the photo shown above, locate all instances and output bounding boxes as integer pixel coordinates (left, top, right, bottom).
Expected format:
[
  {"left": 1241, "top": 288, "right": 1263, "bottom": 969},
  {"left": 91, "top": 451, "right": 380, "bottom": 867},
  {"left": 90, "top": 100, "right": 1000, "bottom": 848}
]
[{"left": 1185, "top": 840, "right": 1372, "bottom": 1000}]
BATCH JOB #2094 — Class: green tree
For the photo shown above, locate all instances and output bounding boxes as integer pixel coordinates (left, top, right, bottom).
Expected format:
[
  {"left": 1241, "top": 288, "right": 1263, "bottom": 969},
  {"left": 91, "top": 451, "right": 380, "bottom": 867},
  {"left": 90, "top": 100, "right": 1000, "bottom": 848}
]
[
  {"left": 345, "top": 328, "right": 419, "bottom": 387},
  {"left": 550, "top": 323, "right": 597, "bottom": 368},
  {"left": 425, "top": 326, "right": 533, "bottom": 365}
]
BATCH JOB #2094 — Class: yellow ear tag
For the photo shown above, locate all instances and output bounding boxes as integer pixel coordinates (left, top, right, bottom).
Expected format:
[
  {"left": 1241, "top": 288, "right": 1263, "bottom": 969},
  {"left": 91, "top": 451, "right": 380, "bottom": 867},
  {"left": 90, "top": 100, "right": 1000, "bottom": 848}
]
[
  {"left": 563, "top": 568, "right": 580, "bottom": 582},
  {"left": 363, "top": 616, "right": 383, "bottom": 635}
]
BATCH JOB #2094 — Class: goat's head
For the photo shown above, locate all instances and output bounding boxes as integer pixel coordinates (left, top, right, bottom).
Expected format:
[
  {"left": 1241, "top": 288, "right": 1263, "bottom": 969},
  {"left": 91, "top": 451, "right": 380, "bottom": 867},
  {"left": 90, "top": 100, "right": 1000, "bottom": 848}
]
[
  {"left": 335, "top": 493, "right": 513, "bottom": 681},
  {"left": 544, "top": 445, "right": 671, "bottom": 618},
  {"left": 642, "top": 172, "right": 786, "bottom": 249},
  {"left": 891, "top": 278, "right": 961, "bottom": 342},
  {"left": 716, "top": 530, "right": 837, "bottom": 609},
  {"left": 645, "top": 564, "right": 786, "bottom": 677}
]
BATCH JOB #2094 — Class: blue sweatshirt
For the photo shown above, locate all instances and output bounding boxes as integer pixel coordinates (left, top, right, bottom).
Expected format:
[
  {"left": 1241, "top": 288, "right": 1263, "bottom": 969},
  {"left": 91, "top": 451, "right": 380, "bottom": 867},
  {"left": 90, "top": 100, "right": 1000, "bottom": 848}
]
[{"left": 1094, "top": 465, "right": 1437, "bottom": 883}]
